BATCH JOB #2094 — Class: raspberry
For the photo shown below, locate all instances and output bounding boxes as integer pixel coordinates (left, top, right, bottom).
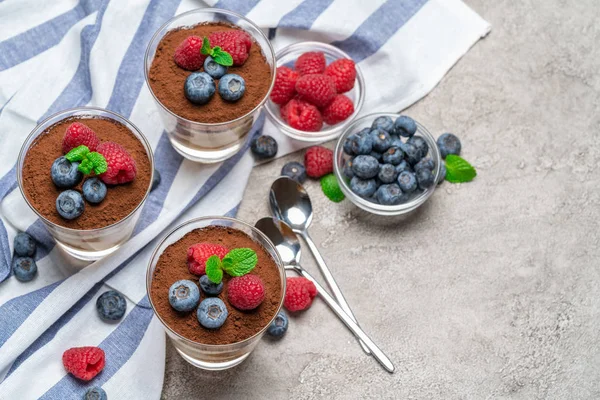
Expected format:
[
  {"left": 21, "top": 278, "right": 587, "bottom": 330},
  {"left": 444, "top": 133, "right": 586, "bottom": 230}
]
[
  {"left": 280, "top": 98, "right": 323, "bottom": 132},
  {"left": 325, "top": 59, "right": 356, "bottom": 93},
  {"left": 270, "top": 66, "right": 299, "bottom": 105},
  {"left": 209, "top": 30, "right": 252, "bottom": 66},
  {"left": 62, "top": 346, "right": 105, "bottom": 381},
  {"left": 227, "top": 274, "right": 265, "bottom": 310},
  {"left": 187, "top": 243, "right": 229, "bottom": 276},
  {"left": 62, "top": 122, "right": 100, "bottom": 154},
  {"left": 173, "top": 35, "right": 206, "bottom": 71},
  {"left": 96, "top": 142, "right": 137, "bottom": 185},
  {"left": 295, "top": 74, "right": 337, "bottom": 108},
  {"left": 294, "top": 51, "right": 326, "bottom": 75},
  {"left": 284, "top": 277, "right": 317, "bottom": 312},
  {"left": 304, "top": 146, "right": 333, "bottom": 178},
  {"left": 321, "top": 94, "right": 354, "bottom": 125}
]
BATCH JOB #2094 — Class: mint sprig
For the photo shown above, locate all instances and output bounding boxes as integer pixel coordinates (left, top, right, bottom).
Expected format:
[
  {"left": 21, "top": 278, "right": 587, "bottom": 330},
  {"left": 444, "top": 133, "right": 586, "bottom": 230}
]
[
  {"left": 445, "top": 155, "right": 477, "bottom": 183},
  {"left": 200, "top": 37, "right": 233, "bottom": 67},
  {"left": 65, "top": 145, "right": 108, "bottom": 175},
  {"left": 205, "top": 248, "right": 258, "bottom": 284}
]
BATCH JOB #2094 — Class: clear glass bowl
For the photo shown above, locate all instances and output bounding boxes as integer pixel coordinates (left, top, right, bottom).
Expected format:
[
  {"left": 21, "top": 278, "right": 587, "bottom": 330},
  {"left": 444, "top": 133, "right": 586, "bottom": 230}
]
[
  {"left": 144, "top": 8, "right": 276, "bottom": 164},
  {"left": 333, "top": 113, "right": 441, "bottom": 216},
  {"left": 264, "top": 41, "right": 365, "bottom": 142},
  {"left": 146, "top": 216, "right": 286, "bottom": 371},
  {"left": 17, "top": 107, "right": 154, "bottom": 261}
]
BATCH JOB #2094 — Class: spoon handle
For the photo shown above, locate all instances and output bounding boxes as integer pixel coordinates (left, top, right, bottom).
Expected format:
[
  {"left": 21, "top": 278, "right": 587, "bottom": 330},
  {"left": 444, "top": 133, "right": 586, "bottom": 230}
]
[
  {"left": 286, "top": 265, "right": 395, "bottom": 373},
  {"left": 300, "top": 231, "right": 371, "bottom": 355}
]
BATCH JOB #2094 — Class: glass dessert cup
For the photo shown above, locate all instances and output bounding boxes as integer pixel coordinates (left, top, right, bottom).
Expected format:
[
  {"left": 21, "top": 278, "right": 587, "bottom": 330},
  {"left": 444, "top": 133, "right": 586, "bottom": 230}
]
[
  {"left": 333, "top": 112, "right": 442, "bottom": 216},
  {"left": 144, "top": 8, "right": 276, "bottom": 164},
  {"left": 146, "top": 216, "right": 286, "bottom": 371},
  {"left": 17, "top": 107, "right": 154, "bottom": 261}
]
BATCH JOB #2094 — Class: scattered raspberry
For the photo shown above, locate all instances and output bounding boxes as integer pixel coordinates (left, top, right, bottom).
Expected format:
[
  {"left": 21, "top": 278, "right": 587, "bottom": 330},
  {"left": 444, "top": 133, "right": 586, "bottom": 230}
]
[
  {"left": 280, "top": 98, "right": 323, "bottom": 132},
  {"left": 187, "top": 243, "right": 229, "bottom": 276},
  {"left": 321, "top": 94, "right": 354, "bottom": 125},
  {"left": 62, "top": 122, "right": 100, "bottom": 154},
  {"left": 227, "top": 274, "right": 265, "bottom": 310},
  {"left": 270, "top": 66, "right": 299, "bottom": 105},
  {"left": 295, "top": 74, "right": 337, "bottom": 108},
  {"left": 295, "top": 52, "right": 326, "bottom": 75},
  {"left": 304, "top": 146, "right": 333, "bottom": 178},
  {"left": 173, "top": 35, "right": 206, "bottom": 71},
  {"left": 284, "top": 277, "right": 317, "bottom": 312},
  {"left": 209, "top": 30, "right": 252, "bottom": 66},
  {"left": 96, "top": 142, "right": 137, "bottom": 185},
  {"left": 325, "top": 59, "right": 356, "bottom": 93},
  {"left": 62, "top": 347, "right": 105, "bottom": 381}
]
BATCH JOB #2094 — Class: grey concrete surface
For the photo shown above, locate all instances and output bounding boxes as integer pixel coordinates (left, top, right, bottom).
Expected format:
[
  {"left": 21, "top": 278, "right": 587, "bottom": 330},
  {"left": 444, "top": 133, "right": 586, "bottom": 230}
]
[{"left": 162, "top": 1, "right": 600, "bottom": 398}]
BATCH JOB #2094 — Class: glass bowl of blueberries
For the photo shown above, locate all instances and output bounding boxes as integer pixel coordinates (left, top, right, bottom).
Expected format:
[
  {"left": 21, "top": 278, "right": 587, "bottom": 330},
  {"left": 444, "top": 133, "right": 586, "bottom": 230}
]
[{"left": 333, "top": 113, "right": 442, "bottom": 216}]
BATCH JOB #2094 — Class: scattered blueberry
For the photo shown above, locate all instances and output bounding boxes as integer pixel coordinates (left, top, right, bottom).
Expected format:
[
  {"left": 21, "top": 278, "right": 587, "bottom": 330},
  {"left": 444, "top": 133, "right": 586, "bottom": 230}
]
[
  {"left": 343, "top": 133, "right": 358, "bottom": 155},
  {"left": 395, "top": 160, "right": 412, "bottom": 175},
  {"left": 414, "top": 158, "right": 434, "bottom": 172},
  {"left": 438, "top": 161, "right": 447, "bottom": 184},
  {"left": 376, "top": 184, "right": 404, "bottom": 205},
  {"left": 251, "top": 135, "right": 278, "bottom": 159},
  {"left": 382, "top": 147, "right": 404, "bottom": 165},
  {"left": 12, "top": 257, "right": 37, "bottom": 282},
  {"left": 378, "top": 164, "right": 398, "bottom": 184},
  {"left": 397, "top": 171, "right": 417, "bottom": 193},
  {"left": 437, "top": 133, "right": 461, "bottom": 158},
  {"left": 82, "top": 178, "right": 107, "bottom": 204},
  {"left": 184, "top": 72, "right": 215, "bottom": 105},
  {"left": 342, "top": 159, "right": 354, "bottom": 179},
  {"left": 401, "top": 142, "right": 422, "bottom": 166},
  {"left": 197, "top": 297, "right": 228, "bottom": 329},
  {"left": 407, "top": 136, "right": 429, "bottom": 160},
  {"left": 350, "top": 132, "right": 373, "bottom": 155},
  {"left": 84, "top": 387, "right": 107, "bottom": 400},
  {"left": 218, "top": 74, "right": 246, "bottom": 102},
  {"left": 267, "top": 311, "right": 289, "bottom": 338},
  {"left": 203, "top": 56, "right": 228, "bottom": 79},
  {"left": 416, "top": 168, "right": 435, "bottom": 190},
  {"left": 14, "top": 232, "right": 36, "bottom": 257},
  {"left": 151, "top": 169, "right": 161, "bottom": 192},
  {"left": 281, "top": 162, "right": 307, "bottom": 183},
  {"left": 169, "top": 280, "right": 200, "bottom": 312},
  {"left": 350, "top": 176, "right": 377, "bottom": 198},
  {"left": 370, "top": 129, "right": 393, "bottom": 152},
  {"left": 369, "top": 151, "right": 383, "bottom": 162},
  {"left": 199, "top": 274, "right": 223, "bottom": 296},
  {"left": 56, "top": 190, "right": 84, "bottom": 220},
  {"left": 371, "top": 116, "right": 394, "bottom": 132},
  {"left": 394, "top": 116, "right": 417, "bottom": 138},
  {"left": 96, "top": 290, "right": 127, "bottom": 321},
  {"left": 351, "top": 155, "right": 379, "bottom": 179},
  {"left": 51, "top": 157, "right": 82, "bottom": 189}
]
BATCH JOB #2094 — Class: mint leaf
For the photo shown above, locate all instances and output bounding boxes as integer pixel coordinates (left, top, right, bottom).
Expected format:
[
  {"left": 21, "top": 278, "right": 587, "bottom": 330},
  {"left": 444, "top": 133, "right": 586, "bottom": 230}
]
[
  {"left": 445, "top": 155, "right": 477, "bottom": 183},
  {"left": 211, "top": 48, "right": 233, "bottom": 67},
  {"left": 65, "top": 145, "right": 90, "bottom": 162},
  {"left": 200, "top": 37, "right": 212, "bottom": 56},
  {"left": 205, "top": 255, "right": 223, "bottom": 284},
  {"left": 222, "top": 248, "right": 257, "bottom": 276},
  {"left": 78, "top": 158, "right": 94, "bottom": 175},
  {"left": 87, "top": 152, "right": 107, "bottom": 175}
]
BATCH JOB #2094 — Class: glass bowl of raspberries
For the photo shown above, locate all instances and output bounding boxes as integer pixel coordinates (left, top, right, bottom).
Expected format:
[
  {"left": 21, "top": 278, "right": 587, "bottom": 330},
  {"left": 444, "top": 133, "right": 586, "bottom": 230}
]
[
  {"left": 333, "top": 113, "right": 442, "bottom": 216},
  {"left": 265, "top": 42, "right": 365, "bottom": 142}
]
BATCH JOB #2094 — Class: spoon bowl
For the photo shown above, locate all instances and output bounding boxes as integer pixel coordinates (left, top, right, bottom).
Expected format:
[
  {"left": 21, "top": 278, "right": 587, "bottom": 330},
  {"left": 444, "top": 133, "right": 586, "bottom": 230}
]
[
  {"left": 269, "top": 177, "right": 313, "bottom": 231},
  {"left": 255, "top": 217, "right": 301, "bottom": 266}
]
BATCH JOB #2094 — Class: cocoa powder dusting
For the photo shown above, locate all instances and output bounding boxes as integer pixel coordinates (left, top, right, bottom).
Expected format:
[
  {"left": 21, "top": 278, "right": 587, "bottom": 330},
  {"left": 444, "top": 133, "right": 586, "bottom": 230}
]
[
  {"left": 150, "top": 226, "right": 283, "bottom": 345},
  {"left": 148, "top": 22, "right": 272, "bottom": 123},
  {"left": 22, "top": 117, "right": 151, "bottom": 230}
]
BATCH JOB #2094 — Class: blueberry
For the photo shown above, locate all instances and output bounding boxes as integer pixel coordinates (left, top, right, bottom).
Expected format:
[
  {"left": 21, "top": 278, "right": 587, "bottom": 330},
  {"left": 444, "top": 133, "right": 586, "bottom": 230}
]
[
  {"left": 96, "top": 290, "right": 127, "bottom": 321},
  {"left": 416, "top": 168, "right": 435, "bottom": 190},
  {"left": 184, "top": 72, "right": 215, "bottom": 105},
  {"left": 350, "top": 132, "right": 373, "bottom": 155},
  {"left": 390, "top": 135, "right": 404, "bottom": 149},
  {"left": 281, "top": 162, "right": 306, "bottom": 183},
  {"left": 251, "top": 135, "right": 278, "bottom": 159},
  {"left": 350, "top": 176, "right": 377, "bottom": 198},
  {"left": 382, "top": 147, "right": 404, "bottom": 165},
  {"left": 438, "top": 162, "right": 447, "bottom": 184},
  {"left": 203, "top": 56, "right": 228, "bottom": 79},
  {"left": 151, "top": 169, "right": 161, "bottom": 192},
  {"left": 51, "top": 157, "right": 82, "bottom": 189},
  {"left": 401, "top": 142, "right": 421, "bottom": 166},
  {"left": 218, "top": 74, "right": 246, "bottom": 102},
  {"left": 376, "top": 184, "right": 405, "bottom": 205},
  {"left": 84, "top": 387, "right": 107, "bottom": 400},
  {"left": 407, "top": 136, "right": 429, "bottom": 160},
  {"left": 395, "top": 160, "right": 412, "bottom": 175},
  {"left": 371, "top": 116, "right": 394, "bottom": 132},
  {"left": 82, "top": 178, "right": 107, "bottom": 204},
  {"left": 267, "top": 311, "right": 289, "bottom": 338},
  {"left": 12, "top": 257, "right": 37, "bottom": 282},
  {"left": 343, "top": 159, "right": 355, "bottom": 179},
  {"left": 14, "top": 232, "right": 36, "bottom": 257},
  {"left": 369, "top": 151, "right": 383, "bottom": 162},
  {"left": 199, "top": 274, "right": 223, "bottom": 296},
  {"left": 414, "top": 158, "right": 434, "bottom": 172},
  {"left": 437, "top": 133, "right": 461, "bottom": 158},
  {"left": 394, "top": 116, "right": 417, "bottom": 137},
  {"left": 351, "top": 155, "right": 379, "bottom": 179},
  {"left": 370, "top": 129, "right": 392, "bottom": 152},
  {"left": 56, "top": 190, "right": 84, "bottom": 220},
  {"left": 378, "top": 164, "right": 398, "bottom": 184},
  {"left": 343, "top": 133, "right": 358, "bottom": 155},
  {"left": 197, "top": 297, "right": 228, "bottom": 329},
  {"left": 397, "top": 171, "right": 417, "bottom": 193},
  {"left": 168, "top": 280, "right": 200, "bottom": 312}
]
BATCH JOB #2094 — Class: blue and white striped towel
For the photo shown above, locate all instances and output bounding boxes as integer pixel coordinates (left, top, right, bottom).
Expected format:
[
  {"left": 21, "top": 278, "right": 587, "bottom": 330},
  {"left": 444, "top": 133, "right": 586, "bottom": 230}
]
[{"left": 0, "top": 1, "right": 489, "bottom": 398}]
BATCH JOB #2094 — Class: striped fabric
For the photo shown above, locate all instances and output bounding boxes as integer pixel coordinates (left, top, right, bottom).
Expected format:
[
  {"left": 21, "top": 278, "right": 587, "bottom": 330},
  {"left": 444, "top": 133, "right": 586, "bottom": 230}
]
[{"left": 0, "top": 0, "right": 489, "bottom": 398}]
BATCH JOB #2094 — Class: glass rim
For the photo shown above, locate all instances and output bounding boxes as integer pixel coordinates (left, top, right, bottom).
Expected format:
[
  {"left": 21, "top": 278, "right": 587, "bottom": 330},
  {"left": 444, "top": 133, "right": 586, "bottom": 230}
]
[
  {"left": 145, "top": 216, "right": 287, "bottom": 349},
  {"left": 143, "top": 7, "right": 277, "bottom": 127},
  {"left": 16, "top": 106, "right": 155, "bottom": 233}
]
